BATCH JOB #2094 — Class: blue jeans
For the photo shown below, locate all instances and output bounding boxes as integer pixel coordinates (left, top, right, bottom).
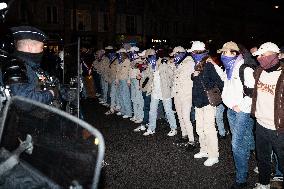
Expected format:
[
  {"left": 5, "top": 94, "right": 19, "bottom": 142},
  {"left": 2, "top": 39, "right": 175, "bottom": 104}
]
[
  {"left": 107, "top": 84, "right": 111, "bottom": 104},
  {"left": 148, "top": 98, "right": 177, "bottom": 131},
  {"left": 142, "top": 92, "right": 151, "bottom": 125},
  {"left": 130, "top": 79, "right": 144, "bottom": 120},
  {"left": 102, "top": 79, "right": 108, "bottom": 103},
  {"left": 93, "top": 71, "right": 101, "bottom": 94},
  {"left": 274, "top": 151, "right": 283, "bottom": 176},
  {"left": 216, "top": 103, "right": 226, "bottom": 136},
  {"left": 118, "top": 80, "right": 132, "bottom": 116},
  {"left": 110, "top": 81, "right": 118, "bottom": 109},
  {"left": 227, "top": 109, "right": 255, "bottom": 184},
  {"left": 190, "top": 106, "right": 195, "bottom": 123}
]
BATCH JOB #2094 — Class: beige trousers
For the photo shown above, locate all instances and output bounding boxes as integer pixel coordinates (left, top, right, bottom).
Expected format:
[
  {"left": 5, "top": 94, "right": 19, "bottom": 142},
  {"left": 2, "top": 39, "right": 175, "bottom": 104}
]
[
  {"left": 174, "top": 96, "right": 194, "bottom": 142},
  {"left": 195, "top": 105, "right": 219, "bottom": 158}
]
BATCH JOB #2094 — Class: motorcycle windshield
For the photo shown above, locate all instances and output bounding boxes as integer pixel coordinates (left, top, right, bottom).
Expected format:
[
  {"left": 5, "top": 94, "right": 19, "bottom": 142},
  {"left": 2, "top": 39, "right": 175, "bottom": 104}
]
[{"left": 0, "top": 96, "right": 105, "bottom": 189}]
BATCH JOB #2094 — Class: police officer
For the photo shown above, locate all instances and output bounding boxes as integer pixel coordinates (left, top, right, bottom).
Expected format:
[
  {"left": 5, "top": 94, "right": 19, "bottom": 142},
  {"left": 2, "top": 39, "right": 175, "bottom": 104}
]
[{"left": 2, "top": 26, "right": 55, "bottom": 104}]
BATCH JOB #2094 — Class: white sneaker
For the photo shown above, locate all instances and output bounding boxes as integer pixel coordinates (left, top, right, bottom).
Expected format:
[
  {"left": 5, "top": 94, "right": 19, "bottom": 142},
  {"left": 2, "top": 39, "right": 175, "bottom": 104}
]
[
  {"left": 130, "top": 117, "right": 137, "bottom": 122},
  {"left": 122, "top": 115, "right": 130, "bottom": 119},
  {"left": 133, "top": 125, "right": 146, "bottom": 132},
  {"left": 194, "top": 152, "right": 208, "bottom": 159},
  {"left": 253, "top": 183, "right": 270, "bottom": 189},
  {"left": 134, "top": 119, "right": 143, "bottom": 124},
  {"left": 167, "top": 129, "right": 177, "bottom": 136},
  {"left": 116, "top": 112, "right": 122, "bottom": 116},
  {"left": 99, "top": 101, "right": 105, "bottom": 104},
  {"left": 272, "top": 176, "right": 283, "bottom": 182},
  {"left": 204, "top": 158, "right": 219, "bottom": 166},
  {"left": 254, "top": 166, "right": 259, "bottom": 174},
  {"left": 102, "top": 103, "right": 109, "bottom": 106},
  {"left": 146, "top": 123, "right": 149, "bottom": 127},
  {"left": 143, "top": 129, "right": 155, "bottom": 136},
  {"left": 105, "top": 109, "right": 114, "bottom": 115}
]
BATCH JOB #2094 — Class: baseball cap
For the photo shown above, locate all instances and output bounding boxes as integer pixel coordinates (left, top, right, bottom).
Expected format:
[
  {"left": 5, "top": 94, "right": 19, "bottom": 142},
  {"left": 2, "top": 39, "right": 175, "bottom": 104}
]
[
  {"left": 138, "top": 50, "right": 146, "bottom": 57},
  {"left": 170, "top": 46, "right": 186, "bottom": 56},
  {"left": 253, "top": 42, "right": 280, "bottom": 56},
  {"left": 116, "top": 48, "right": 127, "bottom": 53},
  {"left": 187, "top": 41, "right": 206, "bottom": 52},
  {"left": 217, "top": 41, "right": 239, "bottom": 53},
  {"left": 142, "top": 49, "right": 155, "bottom": 58},
  {"left": 129, "top": 46, "right": 140, "bottom": 52},
  {"left": 105, "top": 46, "right": 113, "bottom": 50}
]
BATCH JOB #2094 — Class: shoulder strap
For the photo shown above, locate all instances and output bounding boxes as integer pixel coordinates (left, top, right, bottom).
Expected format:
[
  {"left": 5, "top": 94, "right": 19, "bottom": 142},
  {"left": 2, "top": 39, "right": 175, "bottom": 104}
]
[
  {"left": 239, "top": 64, "right": 256, "bottom": 87},
  {"left": 239, "top": 64, "right": 257, "bottom": 97}
]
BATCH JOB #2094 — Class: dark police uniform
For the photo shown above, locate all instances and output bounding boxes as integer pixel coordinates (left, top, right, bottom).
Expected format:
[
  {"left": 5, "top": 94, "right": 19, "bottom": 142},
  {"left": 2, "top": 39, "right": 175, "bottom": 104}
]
[{"left": 2, "top": 26, "right": 54, "bottom": 104}]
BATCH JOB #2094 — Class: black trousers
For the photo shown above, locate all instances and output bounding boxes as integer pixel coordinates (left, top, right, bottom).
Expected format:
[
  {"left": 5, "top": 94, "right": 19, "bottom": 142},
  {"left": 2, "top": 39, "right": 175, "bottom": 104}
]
[{"left": 256, "top": 122, "right": 284, "bottom": 185}]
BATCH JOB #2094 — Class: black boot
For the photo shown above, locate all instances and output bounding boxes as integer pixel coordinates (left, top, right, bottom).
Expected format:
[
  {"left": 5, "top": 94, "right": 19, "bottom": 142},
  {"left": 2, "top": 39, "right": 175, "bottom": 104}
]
[
  {"left": 173, "top": 136, "right": 188, "bottom": 146},
  {"left": 230, "top": 182, "right": 247, "bottom": 189},
  {"left": 185, "top": 141, "right": 197, "bottom": 152}
]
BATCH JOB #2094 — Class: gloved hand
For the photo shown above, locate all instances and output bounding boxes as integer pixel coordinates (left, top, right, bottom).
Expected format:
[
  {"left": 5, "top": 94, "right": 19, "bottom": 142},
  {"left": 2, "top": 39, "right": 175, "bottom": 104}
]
[{"left": 49, "top": 86, "right": 60, "bottom": 100}]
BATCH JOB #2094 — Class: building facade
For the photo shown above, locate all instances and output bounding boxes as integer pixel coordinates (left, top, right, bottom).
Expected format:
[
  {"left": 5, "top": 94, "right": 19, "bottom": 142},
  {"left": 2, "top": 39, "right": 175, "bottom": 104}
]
[{"left": 4, "top": 0, "right": 284, "bottom": 50}]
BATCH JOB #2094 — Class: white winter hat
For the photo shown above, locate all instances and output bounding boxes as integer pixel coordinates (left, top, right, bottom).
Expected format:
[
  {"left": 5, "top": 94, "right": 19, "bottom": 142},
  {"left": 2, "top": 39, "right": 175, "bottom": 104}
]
[
  {"left": 170, "top": 46, "right": 186, "bottom": 56},
  {"left": 105, "top": 46, "right": 114, "bottom": 50},
  {"left": 253, "top": 42, "right": 280, "bottom": 56},
  {"left": 187, "top": 41, "right": 206, "bottom": 52}
]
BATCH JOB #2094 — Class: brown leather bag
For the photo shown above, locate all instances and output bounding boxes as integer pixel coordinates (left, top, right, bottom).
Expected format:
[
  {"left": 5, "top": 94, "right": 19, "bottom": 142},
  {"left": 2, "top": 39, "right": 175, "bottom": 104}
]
[{"left": 205, "top": 86, "right": 222, "bottom": 106}]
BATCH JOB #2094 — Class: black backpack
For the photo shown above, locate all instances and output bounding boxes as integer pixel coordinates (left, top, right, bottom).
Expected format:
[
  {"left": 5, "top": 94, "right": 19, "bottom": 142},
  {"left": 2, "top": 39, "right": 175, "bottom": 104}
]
[{"left": 239, "top": 63, "right": 257, "bottom": 98}]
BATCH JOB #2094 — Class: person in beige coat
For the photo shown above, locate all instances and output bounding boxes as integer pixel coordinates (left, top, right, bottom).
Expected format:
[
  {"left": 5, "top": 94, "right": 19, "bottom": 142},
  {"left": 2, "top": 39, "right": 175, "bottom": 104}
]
[
  {"left": 127, "top": 46, "right": 144, "bottom": 123},
  {"left": 171, "top": 46, "right": 196, "bottom": 150},
  {"left": 142, "top": 49, "right": 177, "bottom": 136},
  {"left": 104, "top": 46, "right": 120, "bottom": 115},
  {"left": 115, "top": 48, "right": 132, "bottom": 118},
  {"left": 99, "top": 50, "right": 110, "bottom": 106}
]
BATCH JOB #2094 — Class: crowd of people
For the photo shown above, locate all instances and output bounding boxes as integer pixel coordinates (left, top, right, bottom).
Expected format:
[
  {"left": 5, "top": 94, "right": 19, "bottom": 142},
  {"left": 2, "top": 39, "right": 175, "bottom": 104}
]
[{"left": 90, "top": 41, "right": 284, "bottom": 189}]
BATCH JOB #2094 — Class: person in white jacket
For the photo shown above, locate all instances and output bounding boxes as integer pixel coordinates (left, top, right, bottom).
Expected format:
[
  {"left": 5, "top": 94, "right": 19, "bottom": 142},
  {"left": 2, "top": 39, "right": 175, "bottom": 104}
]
[
  {"left": 216, "top": 41, "right": 255, "bottom": 189},
  {"left": 171, "top": 46, "right": 196, "bottom": 150}
]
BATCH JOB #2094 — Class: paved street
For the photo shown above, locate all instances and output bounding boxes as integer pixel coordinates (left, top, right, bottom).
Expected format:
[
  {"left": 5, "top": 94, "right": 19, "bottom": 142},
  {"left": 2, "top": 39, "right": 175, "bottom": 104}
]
[{"left": 82, "top": 98, "right": 259, "bottom": 189}]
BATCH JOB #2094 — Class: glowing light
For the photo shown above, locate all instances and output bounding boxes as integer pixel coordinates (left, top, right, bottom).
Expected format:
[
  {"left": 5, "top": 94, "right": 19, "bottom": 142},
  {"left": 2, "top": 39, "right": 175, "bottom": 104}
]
[
  {"left": 274, "top": 5, "right": 280, "bottom": 9},
  {"left": 94, "top": 138, "right": 99, "bottom": 145}
]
